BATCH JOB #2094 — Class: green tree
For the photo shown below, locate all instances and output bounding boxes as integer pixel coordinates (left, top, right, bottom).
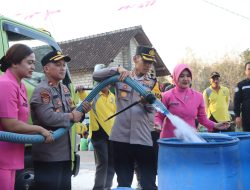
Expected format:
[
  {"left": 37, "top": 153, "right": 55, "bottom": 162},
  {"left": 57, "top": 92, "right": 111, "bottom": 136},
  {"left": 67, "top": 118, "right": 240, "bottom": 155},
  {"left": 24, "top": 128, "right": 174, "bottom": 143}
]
[{"left": 240, "top": 48, "right": 250, "bottom": 63}]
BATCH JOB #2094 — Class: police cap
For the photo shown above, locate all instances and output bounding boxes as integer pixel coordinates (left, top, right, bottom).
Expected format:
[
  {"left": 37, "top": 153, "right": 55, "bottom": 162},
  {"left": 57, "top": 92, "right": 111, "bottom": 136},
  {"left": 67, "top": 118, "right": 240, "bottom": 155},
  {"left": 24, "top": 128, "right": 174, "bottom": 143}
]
[
  {"left": 41, "top": 50, "right": 71, "bottom": 66},
  {"left": 210, "top": 72, "right": 220, "bottom": 78},
  {"left": 136, "top": 46, "right": 156, "bottom": 63}
]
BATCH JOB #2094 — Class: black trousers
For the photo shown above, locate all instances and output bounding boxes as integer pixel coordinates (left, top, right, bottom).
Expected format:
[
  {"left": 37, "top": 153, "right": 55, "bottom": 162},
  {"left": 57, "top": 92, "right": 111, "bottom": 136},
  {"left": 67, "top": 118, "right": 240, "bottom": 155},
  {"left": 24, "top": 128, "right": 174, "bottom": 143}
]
[
  {"left": 151, "top": 131, "right": 160, "bottom": 176},
  {"left": 112, "top": 141, "right": 157, "bottom": 190},
  {"left": 91, "top": 138, "right": 115, "bottom": 190},
  {"left": 33, "top": 161, "right": 72, "bottom": 190},
  {"left": 135, "top": 131, "right": 159, "bottom": 184},
  {"left": 210, "top": 115, "right": 232, "bottom": 132},
  {"left": 242, "top": 119, "right": 250, "bottom": 132}
]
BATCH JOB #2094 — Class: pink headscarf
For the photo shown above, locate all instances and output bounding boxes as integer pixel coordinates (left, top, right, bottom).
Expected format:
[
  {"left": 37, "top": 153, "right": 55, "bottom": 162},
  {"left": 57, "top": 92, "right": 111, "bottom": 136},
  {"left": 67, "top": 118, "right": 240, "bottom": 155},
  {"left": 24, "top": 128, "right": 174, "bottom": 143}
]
[{"left": 172, "top": 63, "right": 192, "bottom": 88}]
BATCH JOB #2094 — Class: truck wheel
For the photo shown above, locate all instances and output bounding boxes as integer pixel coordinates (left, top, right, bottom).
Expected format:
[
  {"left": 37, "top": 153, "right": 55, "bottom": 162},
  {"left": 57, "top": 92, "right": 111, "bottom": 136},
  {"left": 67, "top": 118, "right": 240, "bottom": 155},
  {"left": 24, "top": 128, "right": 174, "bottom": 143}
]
[
  {"left": 15, "top": 148, "right": 34, "bottom": 190},
  {"left": 15, "top": 168, "right": 35, "bottom": 190}
]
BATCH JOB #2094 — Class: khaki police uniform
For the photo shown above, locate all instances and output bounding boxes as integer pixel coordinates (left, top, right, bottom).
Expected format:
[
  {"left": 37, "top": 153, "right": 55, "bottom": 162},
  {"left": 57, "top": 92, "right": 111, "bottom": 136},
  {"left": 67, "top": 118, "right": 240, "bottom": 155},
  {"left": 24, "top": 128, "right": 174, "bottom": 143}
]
[
  {"left": 30, "top": 78, "right": 75, "bottom": 190},
  {"left": 93, "top": 67, "right": 157, "bottom": 189},
  {"left": 94, "top": 68, "right": 155, "bottom": 146}
]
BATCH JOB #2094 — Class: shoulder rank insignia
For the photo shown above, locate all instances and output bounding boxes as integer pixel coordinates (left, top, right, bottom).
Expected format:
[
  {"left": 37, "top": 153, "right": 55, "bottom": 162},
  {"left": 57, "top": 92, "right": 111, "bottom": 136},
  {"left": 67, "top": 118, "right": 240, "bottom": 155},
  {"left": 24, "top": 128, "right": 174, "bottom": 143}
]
[{"left": 40, "top": 90, "right": 51, "bottom": 104}]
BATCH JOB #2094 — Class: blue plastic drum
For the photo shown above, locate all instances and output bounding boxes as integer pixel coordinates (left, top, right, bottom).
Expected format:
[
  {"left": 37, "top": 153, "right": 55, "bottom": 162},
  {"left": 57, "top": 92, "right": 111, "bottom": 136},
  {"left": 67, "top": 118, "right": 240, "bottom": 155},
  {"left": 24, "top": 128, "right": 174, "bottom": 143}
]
[
  {"left": 158, "top": 135, "right": 241, "bottom": 190},
  {"left": 222, "top": 132, "right": 250, "bottom": 190}
]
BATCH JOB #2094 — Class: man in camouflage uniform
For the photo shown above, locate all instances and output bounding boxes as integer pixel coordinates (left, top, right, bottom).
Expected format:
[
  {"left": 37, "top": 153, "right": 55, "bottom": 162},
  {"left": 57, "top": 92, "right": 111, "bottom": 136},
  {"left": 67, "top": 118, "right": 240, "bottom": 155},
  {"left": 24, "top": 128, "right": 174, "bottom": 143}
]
[
  {"left": 30, "top": 50, "right": 91, "bottom": 190},
  {"left": 93, "top": 46, "right": 158, "bottom": 190}
]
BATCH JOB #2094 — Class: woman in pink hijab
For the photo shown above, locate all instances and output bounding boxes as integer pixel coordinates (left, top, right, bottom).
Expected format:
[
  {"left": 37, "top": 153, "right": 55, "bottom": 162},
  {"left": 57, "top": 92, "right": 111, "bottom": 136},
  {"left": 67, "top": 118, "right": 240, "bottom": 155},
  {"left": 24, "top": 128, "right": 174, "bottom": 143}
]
[{"left": 155, "top": 63, "right": 228, "bottom": 138}]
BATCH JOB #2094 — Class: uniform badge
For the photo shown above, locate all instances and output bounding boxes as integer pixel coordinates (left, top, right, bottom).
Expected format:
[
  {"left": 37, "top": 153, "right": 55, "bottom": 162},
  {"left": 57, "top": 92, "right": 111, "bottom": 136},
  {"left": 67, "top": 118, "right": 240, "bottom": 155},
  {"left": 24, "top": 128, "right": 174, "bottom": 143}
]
[
  {"left": 63, "top": 86, "right": 70, "bottom": 93},
  {"left": 123, "top": 84, "right": 128, "bottom": 89},
  {"left": 40, "top": 90, "right": 50, "bottom": 104},
  {"left": 169, "top": 102, "right": 179, "bottom": 106},
  {"left": 120, "top": 91, "right": 127, "bottom": 97},
  {"left": 67, "top": 97, "right": 72, "bottom": 105},
  {"left": 149, "top": 49, "right": 156, "bottom": 56},
  {"left": 56, "top": 99, "right": 62, "bottom": 106},
  {"left": 68, "top": 97, "right": 76, "bottom": 109}
]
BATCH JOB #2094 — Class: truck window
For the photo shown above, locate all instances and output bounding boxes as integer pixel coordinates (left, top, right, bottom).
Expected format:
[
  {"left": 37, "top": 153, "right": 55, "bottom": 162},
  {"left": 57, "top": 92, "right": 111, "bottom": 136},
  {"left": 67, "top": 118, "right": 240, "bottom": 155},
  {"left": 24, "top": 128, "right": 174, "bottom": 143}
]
[{"left": 2, "top": 21, "right": 71, "bottom": 86}]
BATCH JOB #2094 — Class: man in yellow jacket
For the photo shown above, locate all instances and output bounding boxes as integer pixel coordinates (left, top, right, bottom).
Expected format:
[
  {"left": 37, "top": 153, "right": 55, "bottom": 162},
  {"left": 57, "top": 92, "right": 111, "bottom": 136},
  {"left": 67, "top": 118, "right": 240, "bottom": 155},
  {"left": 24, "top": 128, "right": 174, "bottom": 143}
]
[
  {"left": 89, "top": 64, "right": 116, "bottom": 190},
  {"left": 203, "top": 72, "right": 231, "bottom": 132}
]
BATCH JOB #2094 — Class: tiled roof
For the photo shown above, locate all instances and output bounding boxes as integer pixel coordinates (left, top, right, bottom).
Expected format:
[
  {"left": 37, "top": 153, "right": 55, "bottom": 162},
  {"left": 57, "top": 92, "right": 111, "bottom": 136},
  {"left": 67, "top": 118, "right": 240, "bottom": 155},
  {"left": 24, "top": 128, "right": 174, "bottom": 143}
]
[{"left": 59, "top": 26, "right": 170, "bottom": 76}]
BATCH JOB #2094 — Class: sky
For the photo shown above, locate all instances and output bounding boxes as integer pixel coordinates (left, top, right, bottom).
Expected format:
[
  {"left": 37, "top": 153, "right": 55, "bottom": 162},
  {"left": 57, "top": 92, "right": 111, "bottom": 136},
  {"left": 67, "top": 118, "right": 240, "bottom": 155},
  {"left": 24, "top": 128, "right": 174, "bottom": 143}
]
[{"left": 1, "top": 0, "right": 250, "bottom": 73}]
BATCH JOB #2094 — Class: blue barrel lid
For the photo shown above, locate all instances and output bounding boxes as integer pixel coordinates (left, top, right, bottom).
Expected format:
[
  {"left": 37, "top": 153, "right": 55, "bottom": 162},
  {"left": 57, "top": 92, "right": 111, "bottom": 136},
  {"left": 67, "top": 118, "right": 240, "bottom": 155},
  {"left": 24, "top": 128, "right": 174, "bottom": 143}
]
[
  {"left": 158, "top": 134, "right": 239, "bottom": 147},
  {"left": 222, "top": 132, "right": 250, "bottom": 139}
]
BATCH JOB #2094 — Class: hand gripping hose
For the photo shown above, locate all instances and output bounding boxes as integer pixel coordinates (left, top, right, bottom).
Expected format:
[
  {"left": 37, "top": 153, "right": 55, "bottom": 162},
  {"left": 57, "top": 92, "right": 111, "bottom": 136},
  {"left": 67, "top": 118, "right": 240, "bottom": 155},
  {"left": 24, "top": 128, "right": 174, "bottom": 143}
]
[{"left": 0, "top": 75, "right": 170, "bottom": 144}]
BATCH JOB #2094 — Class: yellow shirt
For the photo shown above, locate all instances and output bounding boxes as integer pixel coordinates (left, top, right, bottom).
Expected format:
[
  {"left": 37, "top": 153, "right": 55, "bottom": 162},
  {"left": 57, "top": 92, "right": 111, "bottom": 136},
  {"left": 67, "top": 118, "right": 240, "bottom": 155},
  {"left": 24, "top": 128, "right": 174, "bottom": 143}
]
[
  {"left": 152, "top": 81, "right": 162, "bottom": 100},
  {"left": 89, "top": 91, "right": 116, "bottom": 137},
  {"left": 77, "top": 90, "right": 88, "bottom": 101},
  {"left": 203, "top": 85, "right": 230, "bottom": 122}
]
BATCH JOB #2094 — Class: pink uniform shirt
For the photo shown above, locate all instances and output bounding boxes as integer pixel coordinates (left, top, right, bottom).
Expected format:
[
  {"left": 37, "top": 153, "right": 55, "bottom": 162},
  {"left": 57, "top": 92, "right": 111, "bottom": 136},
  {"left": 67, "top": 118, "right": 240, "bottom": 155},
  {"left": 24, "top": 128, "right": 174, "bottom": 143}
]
[
  {"left": 155, "top": 64, "right": 215, "bottom": 138},
  {"left": 0, "top": 69, "right": 29, "bottom": 170}
]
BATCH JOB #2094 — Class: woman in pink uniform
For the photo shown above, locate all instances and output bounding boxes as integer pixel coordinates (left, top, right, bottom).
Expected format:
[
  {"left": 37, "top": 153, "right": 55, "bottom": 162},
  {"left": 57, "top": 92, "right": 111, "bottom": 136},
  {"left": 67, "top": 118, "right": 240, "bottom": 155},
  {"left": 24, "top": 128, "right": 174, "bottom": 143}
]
[
  {"left": 155, "top": 63, "right": 228, "bottom": 138},
  {"left": 0, "top": 44, "right": 53, "bottom": 190}
]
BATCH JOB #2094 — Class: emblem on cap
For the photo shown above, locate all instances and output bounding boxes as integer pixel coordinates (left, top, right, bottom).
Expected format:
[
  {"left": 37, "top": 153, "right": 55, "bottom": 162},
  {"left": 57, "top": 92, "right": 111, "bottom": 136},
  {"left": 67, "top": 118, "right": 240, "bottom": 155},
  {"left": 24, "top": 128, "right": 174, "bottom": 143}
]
[{"left": 149, "top": 49, "right": 155, "bottom": 56}]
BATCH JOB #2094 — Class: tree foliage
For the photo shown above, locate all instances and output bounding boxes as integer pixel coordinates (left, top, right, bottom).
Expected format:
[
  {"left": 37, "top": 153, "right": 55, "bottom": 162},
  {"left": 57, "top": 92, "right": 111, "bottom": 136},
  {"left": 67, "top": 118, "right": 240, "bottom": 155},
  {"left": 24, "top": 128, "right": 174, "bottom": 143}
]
[{"left": 240, "top": 49, "right": 250, "bottom": 63}]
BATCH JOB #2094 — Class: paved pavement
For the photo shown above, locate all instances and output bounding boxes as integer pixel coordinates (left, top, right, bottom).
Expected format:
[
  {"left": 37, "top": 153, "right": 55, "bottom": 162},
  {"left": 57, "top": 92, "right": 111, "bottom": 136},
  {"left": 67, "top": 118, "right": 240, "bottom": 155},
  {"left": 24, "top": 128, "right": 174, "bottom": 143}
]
[{"left": 72, "top": 150, "right": 138, "bottom": 190}]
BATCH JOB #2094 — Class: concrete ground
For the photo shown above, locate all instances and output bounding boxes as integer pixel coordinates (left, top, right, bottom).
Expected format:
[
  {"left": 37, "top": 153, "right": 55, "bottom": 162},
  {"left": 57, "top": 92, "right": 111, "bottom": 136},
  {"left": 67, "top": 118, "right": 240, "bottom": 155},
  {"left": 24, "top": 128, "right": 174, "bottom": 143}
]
[{"left": 72, "top": 150, "right": 138, "bottom": 190}]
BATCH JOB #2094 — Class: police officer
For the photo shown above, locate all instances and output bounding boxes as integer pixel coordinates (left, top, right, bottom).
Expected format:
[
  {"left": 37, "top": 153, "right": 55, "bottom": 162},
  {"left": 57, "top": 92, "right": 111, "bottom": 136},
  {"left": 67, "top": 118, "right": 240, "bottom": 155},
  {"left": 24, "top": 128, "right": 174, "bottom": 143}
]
[
  {"left": 93, "top": 46, "right": 158, "bottom": 190},
  {"left": 30, "top": 50, "right": 91, "bottom": 190},
  {"left": 234, "top": 62, "right": 250, "bottom": 131}
]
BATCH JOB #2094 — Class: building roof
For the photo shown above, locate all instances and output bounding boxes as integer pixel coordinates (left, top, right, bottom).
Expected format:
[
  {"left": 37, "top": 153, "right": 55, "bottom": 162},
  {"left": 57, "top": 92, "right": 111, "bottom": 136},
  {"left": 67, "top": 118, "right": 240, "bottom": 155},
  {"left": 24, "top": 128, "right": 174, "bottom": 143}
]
[{"left": 59, "top": 26, "right": 170, "bottom": 76}]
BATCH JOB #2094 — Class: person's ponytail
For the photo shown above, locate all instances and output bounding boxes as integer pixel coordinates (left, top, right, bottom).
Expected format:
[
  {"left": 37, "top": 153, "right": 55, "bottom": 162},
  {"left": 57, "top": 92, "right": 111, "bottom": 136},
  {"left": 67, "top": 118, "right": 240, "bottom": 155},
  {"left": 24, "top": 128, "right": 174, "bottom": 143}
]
[{"left": 0, "top": 55, "right": 11, "bottom": 72}]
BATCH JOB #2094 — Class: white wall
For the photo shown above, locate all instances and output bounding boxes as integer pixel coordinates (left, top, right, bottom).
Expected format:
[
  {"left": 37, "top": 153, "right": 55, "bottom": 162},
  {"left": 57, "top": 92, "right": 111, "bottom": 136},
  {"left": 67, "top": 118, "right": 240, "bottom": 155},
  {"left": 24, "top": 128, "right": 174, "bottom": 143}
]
[{"left": 70, "top": 38, "right": 157, "bottom": 86}]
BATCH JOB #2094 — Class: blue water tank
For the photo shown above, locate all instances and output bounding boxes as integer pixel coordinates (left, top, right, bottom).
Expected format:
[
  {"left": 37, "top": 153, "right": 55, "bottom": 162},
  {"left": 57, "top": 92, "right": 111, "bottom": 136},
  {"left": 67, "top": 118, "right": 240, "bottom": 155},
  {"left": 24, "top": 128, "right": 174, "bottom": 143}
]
[
  {"left": 223, "top": 132, "right": 250, "bottom": 190},
  {"left": 158, "top": 135, "right": 241, "bottom": 190}
]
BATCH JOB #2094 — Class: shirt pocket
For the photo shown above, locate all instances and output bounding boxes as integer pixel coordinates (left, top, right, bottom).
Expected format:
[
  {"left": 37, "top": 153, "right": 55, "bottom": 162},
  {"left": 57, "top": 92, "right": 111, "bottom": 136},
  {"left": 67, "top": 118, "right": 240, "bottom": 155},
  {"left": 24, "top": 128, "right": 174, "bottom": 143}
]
[
  {"left": 52, "top": 95, "right": 63, "bottom": 112},
  {"left": 116, "top": 82, "right": 132, "bottom": 101}
]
